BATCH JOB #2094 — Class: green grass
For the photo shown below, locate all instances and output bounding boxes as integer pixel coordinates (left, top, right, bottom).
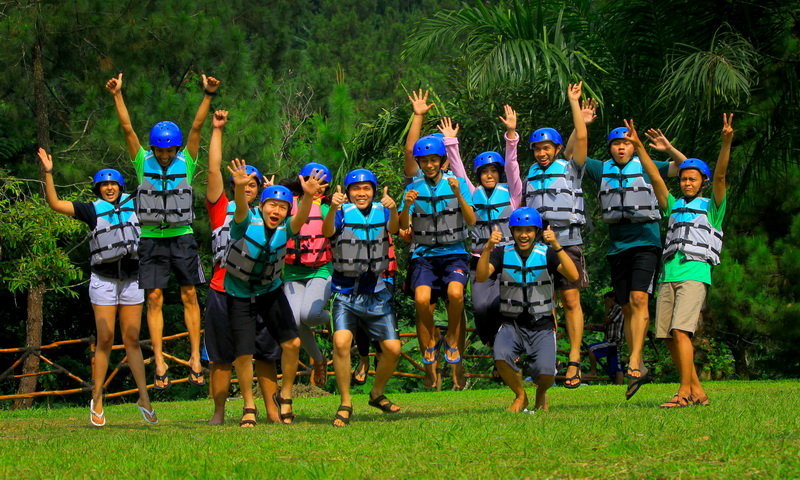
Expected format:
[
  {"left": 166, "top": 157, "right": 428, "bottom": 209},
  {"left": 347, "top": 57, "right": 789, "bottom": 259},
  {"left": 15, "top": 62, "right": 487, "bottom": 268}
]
[{"left": 1, "top": 380, "right": 799, "bottom": 479}]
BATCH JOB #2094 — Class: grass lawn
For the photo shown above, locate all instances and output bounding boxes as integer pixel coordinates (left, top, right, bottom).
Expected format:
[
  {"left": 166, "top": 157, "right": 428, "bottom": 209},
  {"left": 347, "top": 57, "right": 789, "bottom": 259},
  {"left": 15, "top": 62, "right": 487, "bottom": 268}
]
[{"left": 1, "top": 380, "right": 798, "bottom": 479}]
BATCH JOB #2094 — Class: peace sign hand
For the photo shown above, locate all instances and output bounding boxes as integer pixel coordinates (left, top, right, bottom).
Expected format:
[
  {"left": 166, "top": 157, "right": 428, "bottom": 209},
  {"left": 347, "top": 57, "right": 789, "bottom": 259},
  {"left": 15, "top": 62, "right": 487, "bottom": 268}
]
[{"left": 721, "top": 113, "right": 735, "bottom": 141}]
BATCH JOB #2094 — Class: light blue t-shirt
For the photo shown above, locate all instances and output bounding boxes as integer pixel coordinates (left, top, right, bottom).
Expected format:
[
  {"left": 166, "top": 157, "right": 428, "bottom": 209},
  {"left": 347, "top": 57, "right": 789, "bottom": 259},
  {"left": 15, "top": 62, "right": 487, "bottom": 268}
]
[{"left": 223, "top": 211, "right": 289, "bottom": 298}]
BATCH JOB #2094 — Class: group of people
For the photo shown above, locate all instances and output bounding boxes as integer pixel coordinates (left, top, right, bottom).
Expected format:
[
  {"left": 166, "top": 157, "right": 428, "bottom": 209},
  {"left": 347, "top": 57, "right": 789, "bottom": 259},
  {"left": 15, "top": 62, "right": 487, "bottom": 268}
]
[{"left": 39, "top": 73, "right": 733, "bottom": 427}]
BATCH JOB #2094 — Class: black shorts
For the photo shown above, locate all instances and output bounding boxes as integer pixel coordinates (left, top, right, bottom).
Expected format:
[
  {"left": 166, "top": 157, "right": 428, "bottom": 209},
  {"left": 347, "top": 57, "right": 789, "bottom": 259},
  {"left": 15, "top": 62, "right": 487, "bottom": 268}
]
[
  {"left": 228, "top": 288, "right": 299, "bottom": 361},
  {"left": 138, "top": 234, "right": 205, "bottom": 289},
  {"left": 552, "top": 245, "right": 590, "bottom": 290},
  {"left": 607, "top": 246, "right": 661, "bottom": 306},
  {"left": 203, "top": 289, "right": 281, "bottom": 364}
]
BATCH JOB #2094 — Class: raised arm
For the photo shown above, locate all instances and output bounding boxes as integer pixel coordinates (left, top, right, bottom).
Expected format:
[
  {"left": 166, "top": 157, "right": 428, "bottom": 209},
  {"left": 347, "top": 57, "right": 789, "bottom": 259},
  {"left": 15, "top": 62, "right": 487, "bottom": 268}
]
[
  {"left": 438, "top": 118, "right": 474, "bottom": 193},
  {"left": 714, "top": 113, "right": 734, "bottom": 206},
  {"left": 186, "top": 74, "right": 220, "bottom": 160},
  {"left": 475, "top": 227, "right": 502, "bottom": 283},
  {"left": 227, "top": 158, "right": 255, "bottom": 223},
  {"left": 206, "top": 110, "right": 229, "bottom": 203},
  {"left": 37, "top": 148, "right": 74, "bottom": 216},
  {"left": 625, "top": 119, "right": 668, "bottom": 209},
  {"left": 105, "top": 73, "right": 141, "bottom": 159},
  {"left": 290, "top": 171, "right": 325, "bottom": 235},
  {"left": 564, "top": 97, "right": 597, "bottom": 161},
  {"left": 567, "top": 82, "right": 588, "bottom": 166},
  {"left": 499, "top": 105, "right": 523, "bottom": 209},
  {"left": 322, "top": 185, "right": 347, "bottom": 238},
  {"left": 379, "top": 186, "right": 400, "bottom": 234},
  {"left": 404, "top": 89, "right": 434, "bottom": 177},
  {"left": 644, "top": 128, "right": 687, "bottom": 177}
]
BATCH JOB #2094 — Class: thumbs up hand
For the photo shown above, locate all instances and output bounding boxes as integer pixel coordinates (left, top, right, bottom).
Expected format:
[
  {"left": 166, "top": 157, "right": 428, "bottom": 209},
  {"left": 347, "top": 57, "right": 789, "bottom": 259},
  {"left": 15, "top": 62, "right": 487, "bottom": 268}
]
[
  {"left": 331, "top": 185, "right": 347, "bottom": 209},
  {"left": 542, "top": 225, "right": 558, "bottom": 246},
  {"left": 380, "top": 186, "right": 396, "bottom": 210},
  {"left": 486, "top": 225, "right": 503, "bottom": 249}
]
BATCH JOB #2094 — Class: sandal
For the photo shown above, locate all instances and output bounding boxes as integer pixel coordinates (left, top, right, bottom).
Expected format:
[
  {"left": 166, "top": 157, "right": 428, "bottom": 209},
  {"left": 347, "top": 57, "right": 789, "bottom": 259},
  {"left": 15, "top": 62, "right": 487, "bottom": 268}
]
[
  {"left": 443, "top": 339, "right": 461, "bottom": 364},
  {"left": 153, "top": 367, "right": 171, "bottom": 390},
  {"left": 659, "top": 394, "right": 691, "bottom": 408},
  {"left": 625, "top": 365, "right": 651, "bottom": 400},
  {"left": 89, "top": 399, "right": 106, "bottom": 427},
  {"left": 351, "top": 359, "right": 368, "bottom": 386},
  {"left": 273, "top": 392, "right": 295, "bottom": 424},
  {"left": 136, "top": 402, "right": 159, "bottom": 425},
  {"left": 422, "top": 337, "right": 442, "bottom": 365},
  {"left": 332, "top": 404, "right": 353, "bottom": 427},
  {"left": 563, "top": 361, "right": 582, "bottom": 389},
  {"left": 368, "top": 393, "right": 400, "bottom": 414},
  {"left": 239, "top": 407, "right": 257, "bottom": 428},
  {"left": 692, "top": 394, "right": 710, "bottom": 406},
  {"left": 188, "top": 369, "right": 206, "bottom": 387},
  {"left": 311, "top": 360, "right": 328, "bottom": 387}
]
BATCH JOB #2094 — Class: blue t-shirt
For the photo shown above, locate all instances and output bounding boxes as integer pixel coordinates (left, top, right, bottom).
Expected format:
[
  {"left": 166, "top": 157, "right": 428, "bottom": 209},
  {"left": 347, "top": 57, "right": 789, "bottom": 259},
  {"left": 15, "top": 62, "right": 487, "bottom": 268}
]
[
  {"left": 224, "top": 211, "right": 289, "bottom": 297},
  {"left": 331, "top": 205, "right": 393, "bottom": 295}
]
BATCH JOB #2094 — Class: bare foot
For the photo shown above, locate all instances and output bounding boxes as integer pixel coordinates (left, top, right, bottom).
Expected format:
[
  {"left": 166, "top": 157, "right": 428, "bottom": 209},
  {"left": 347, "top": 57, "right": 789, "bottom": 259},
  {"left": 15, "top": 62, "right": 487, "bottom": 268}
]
[
  {"left": 451, "top": 362, "right": 465, "bottom": 390},
  {"left": 534, "top": 392, "right": 549, "bottom": 411},
  {"left": 423, "top": 363, "right": 439, "bottom": 388},
  {"left": 208, "top": 412, "right": 225, "bottom": 425},
  {"left": 507, "top": 395, "right": 529, "bottom": 413}
]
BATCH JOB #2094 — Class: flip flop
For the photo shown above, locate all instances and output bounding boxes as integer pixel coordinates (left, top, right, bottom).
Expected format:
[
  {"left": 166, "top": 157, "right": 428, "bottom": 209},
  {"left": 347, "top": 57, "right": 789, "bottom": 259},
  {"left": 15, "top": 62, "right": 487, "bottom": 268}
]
[
  {"left": 368, "top": 394, "right": 400, "bottom": 414},
  {"left": 421, "top": 337, "right": 442, "bottom": 365},
  {"left": 351, "top": 360, "right": 368, "bottom": 386},
  {"left": 625, "top": 365, "right": 651, "bottom": 400},
  {"left": 332, "top": 405, "right": 353, "bottom": 427},
  {"left": 659, "top": 394, "right": 691, "bottom": 408},
  {"left": 136, "top": 402, "right": 159, "bottom": 424},
  {"left": 563, "top": 361, "right": 582, "bottom": 389},
  {"left": 188, "top": 369, "right": 206, "bottom": 387},
  {"left": 443, "top": 339, "right": 461, "bottom": 364},
  {"left": 89, "top": 399, "right": 106, "bottom": 427},
  {"left": 153, "top": 367, "right": 171, "bottom": 390}
]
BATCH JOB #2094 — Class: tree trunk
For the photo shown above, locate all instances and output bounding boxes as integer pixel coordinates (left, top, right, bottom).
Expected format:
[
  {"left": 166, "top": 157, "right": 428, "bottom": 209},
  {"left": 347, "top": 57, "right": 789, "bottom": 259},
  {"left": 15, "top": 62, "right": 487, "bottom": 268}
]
[{"left": 12, "top": 284, "right": 45, "bottom": 410}]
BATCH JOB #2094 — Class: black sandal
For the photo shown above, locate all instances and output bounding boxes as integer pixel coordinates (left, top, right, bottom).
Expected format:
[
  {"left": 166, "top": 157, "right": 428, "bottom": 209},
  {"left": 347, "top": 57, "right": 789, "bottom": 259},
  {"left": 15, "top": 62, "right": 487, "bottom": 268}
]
[
  {"left": 563, "top": 361, "right": 582, "bottom": 389},
  {"left": 273, "top": 392, "right": 295, "bottom": 424},
  {"left": 625, "top": 365, "right": 652, "bottom": 400},
  {"left": 368, "top": 394, "right": 400, "bottom": 414},
  {"left": 332, "top": 405, "right": 353, "bottom": 427},
  {"left": 239, "top": 407, "right": 257, "bottom": 427}
]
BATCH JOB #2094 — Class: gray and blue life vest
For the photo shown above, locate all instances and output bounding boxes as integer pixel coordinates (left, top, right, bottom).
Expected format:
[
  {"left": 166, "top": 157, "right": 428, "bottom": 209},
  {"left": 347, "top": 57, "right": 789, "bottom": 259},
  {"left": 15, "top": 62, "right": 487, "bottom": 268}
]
[
  {"left": 525, "top": 159, "right": 585, "bottom": 243},
  {"left": 224, "top": 210, "right": 289, "bottom": 287},
  {"left": 89, "top": 193, "right": 139, "bottom": 266},
  {"left": 498, "top": 244, "right": 554, "bottom": 318},
  {"left": 409, "top": 172, "right": 467, "bottom": 247},
  {"left": 663, "top": 196, "right": 723, "bottom": 265},
  {"left": 333, "top": 202, "right": 389, "bottom": 277},
  {"left": 598, "top": 158, "right": 660, "bottom": 224},
  {"left": 210, "top": 201, "right": 260, "bottom": 264},
  {"left": 136, "top": 152, "right": 194, "bottom": 227},
  {"left": 471, "top": 184, "right": 512, "bottom": 254}
]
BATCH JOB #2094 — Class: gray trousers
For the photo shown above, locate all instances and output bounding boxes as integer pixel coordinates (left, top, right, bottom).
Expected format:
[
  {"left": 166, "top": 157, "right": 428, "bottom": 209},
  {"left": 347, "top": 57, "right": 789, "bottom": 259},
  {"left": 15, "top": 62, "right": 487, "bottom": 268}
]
[{"left": 283, "top": 276, "right": 332, "bottom": 363}]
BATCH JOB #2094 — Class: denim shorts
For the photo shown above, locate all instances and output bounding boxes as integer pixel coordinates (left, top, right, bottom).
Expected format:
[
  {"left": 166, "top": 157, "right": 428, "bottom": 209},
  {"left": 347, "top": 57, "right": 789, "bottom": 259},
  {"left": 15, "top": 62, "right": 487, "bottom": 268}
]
[{"left": 332, "top": 288, "right": 399, "bottom": 341}]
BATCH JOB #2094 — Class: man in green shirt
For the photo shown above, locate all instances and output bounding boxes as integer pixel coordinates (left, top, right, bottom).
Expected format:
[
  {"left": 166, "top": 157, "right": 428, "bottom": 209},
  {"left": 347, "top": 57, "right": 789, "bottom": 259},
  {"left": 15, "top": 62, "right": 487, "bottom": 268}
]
[{"left": 105, "top": 72, "right": 219, "bottom": 389}]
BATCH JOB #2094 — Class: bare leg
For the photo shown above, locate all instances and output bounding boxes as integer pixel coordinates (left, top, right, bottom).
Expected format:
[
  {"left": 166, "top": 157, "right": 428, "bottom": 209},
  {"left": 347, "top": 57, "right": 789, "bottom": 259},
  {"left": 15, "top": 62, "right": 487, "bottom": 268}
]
[
  {"left": 277, "top": 337, "right": 301, "bottom": 423},
  {"left": 233, "top": 354, "right": 256, "bottom": 427},
  {"left": 672, "top": 330, "right": 704, "bottom": 400},
  {"left": 450, "top": 308, "right": 467, "bottom": 390},
  {"left": 560, "top": 288, "right": 584, "bottom": 386},
  {"left": 208, "top": 362, "right": 232, "bottom": 425},
  {"left": 332, "top": 329, "right": 354, "bottom": 426},
  {"left": 444, "top": 282, "right": 464, "bottom": 362},
  {"left": 371, "top": 339, "right": 401, "bottom": 411},
  {"left": 180, "top": 285, "right": 203, "bottom": 384},
  {"left": 254, "top": 360, "right": 279, "bottom": 423},
  {"left": 626, "top": 291, "right": 650, "bottom": 377},
  {"left": 534, "top": 374, "right": 554, "bottom": 411},
  {"left": 91, "top": 304, "right": 117, "bottom": 424},
  {"left": 414, "top": 286, "right": 438, "bottom": 387},
  {"left": 118, "top": 303, "right": 154, "bottom": 421},
  {"left": 145, "top": 288, "right": 168, "bottom": 388},
  {"left": 495, "top": 360, "right": 528, "bottom": 412}
]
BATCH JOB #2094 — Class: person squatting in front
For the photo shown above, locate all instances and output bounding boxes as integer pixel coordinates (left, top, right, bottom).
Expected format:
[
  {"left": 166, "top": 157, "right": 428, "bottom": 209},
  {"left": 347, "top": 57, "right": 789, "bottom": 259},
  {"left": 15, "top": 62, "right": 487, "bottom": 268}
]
[
  {"left": 476, "top": 207, "right": 578, "bottom": 412},
  {"left": 224, "top": 159, "right": 325, "bottom": 425},
  {"left": 38, "top": 148, "right": 157, "bottom": 427},
  {"left": 204, "top": 110, "right": 282, "bottom": 425},
  {"left": 322, "top": 168, "right": 402, "bottom": 426}
]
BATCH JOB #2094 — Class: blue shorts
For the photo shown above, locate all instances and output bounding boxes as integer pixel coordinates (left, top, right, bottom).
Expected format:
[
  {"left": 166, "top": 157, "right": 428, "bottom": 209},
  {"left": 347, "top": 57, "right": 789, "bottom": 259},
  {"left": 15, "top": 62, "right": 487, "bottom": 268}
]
[
  {"left": 333, "top": 288, "right": 399, "bottom": 342},
  {"left": 409, "top": 254, "right": 470, "bottom": 293},
  {"left": 588, "top": 341, "right": 622, "bottom": 375}
]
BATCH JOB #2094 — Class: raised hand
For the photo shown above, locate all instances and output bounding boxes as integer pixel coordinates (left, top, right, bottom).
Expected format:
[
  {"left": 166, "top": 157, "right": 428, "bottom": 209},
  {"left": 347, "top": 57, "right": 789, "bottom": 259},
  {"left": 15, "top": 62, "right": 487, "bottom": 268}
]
[
  {"left": 227, "top": 158, "right": 255, "bottom": 186},
  {"left": 568, "top": 81, "right": 583, "bottom": 102},
  {"left": 203, "top": 74, "right": 221, "bottom": 93},
  {"left": 580, "top": 98, "right": 598, "bottom": 125},
  {"left": 331, "top": 185, "right": 347, "bottom": 209},
  {"left": 486, "top": 225, "right": 503, "bottom": 250},
  {"left": 212, "top": 110, "right": 229, "bottom": 129},
  {"left": 721, "top": 113, "right": 735, "bottom": 141},
  {"left": 37, "top": 147, "right": 53, "bottom": 172},
  {"left": 542, "top": 225, "right": 557, "bottom": 246},
  {"left": 498, "top": 104, "right": 517, "bottom": 131},
  {"left": 623, "top": 119, "right": 642, "bottom": 145},
  {"left": 408, "top": 89, "right": 434, "bottom": 115},
  {"left": 404, "top": 189, "right": 419, "bottom": 206},
  {"left": 644, "top": 128, "right": 673, "bottom": 152},
  {"left": 380, "top": 186, "right": 396, "bottom": 210},
  {"left": 299, "top": 170, "right": 326, "bottom": 197},
  {"left": 437, "top": 117, "right": 460, "bottom": 138},
  {"left": 105, "top": 73, "right": 123, "bottom": 95}
]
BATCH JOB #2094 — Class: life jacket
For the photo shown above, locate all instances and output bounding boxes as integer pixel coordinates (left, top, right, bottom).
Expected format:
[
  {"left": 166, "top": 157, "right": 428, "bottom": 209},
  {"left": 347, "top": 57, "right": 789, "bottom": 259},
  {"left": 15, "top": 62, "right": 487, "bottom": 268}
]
[
  {"left": 136, "top": 151, "right": 194, "bottom": 227},
  {"left": 409, "top": 171, "right": 467, "bottom": 247},
  {"left": 470, "top": 184, "right": 513, "bottom": 254},
  {"left": 210, "top": 201, "right": 260, "bottom": 264},
  {"left": 333, "top": 203, "right": 389, "bottom": 277},
  {"left": 598, "top": 157, "right": 660, "bottom": 224},
  {"left": 284, "top": 198, "right": 332, "bottom": 267},
  {"left": 89, "top": 193, "right": 140, "bottom": 265},
  {"left": 384, "top": 234, "right": 398, "bottom": 279},
  {"left": 498, "top": 244, "right": 554, "bottom": 318},
  {"left": 663, "top": 196, "right": 723, "bottom": 265},
  {"left": 524, "top": 159, "right": 585, "bottom": 227},
  {"left": 224, "top": 210, "right": 289, "bottom": 288}
]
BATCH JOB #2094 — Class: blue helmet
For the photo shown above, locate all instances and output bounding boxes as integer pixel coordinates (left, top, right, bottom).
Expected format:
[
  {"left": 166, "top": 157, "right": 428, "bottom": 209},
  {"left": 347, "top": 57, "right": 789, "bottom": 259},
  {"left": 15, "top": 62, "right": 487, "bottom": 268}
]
[
  {"left": 149, "top": 121, "right": 183, "bottom": 148},
  {"left": 260, "top": 185, "right": 293, "bottom": 205},
  {"left": 509, "top": 207, "right": 543, "bottom": 229},
  {"left": 92, "top": 168, "right": 125, "bottom": 195},
  {"left": 607, "top": 127, "right": 629, "bottom": 144},
  {"left": 230, "top": 165, "right": 264, "bottom": 186},
  {"left": 344, "top": 168, "right": 378, "bottom": 190},
  {"left": 413, "top": 135, "right": 446, "bottom": 157},
  {"left": 473, "top": 151, "right": 505, "bottom": 173},
  {"left": 678, "top": 158, "right": 712, "bottom": 181},
  {"left": 299, "top": 162, "right": 332, "bottom": 183},
  {"left": 529, "top": 128, "right": 563, "bottom": 146}
]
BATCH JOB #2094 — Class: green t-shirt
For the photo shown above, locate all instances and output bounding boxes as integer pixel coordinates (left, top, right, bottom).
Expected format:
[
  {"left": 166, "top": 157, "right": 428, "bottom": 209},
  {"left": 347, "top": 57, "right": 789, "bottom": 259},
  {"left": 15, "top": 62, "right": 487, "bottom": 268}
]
[
  {"left": 584, "top": 157, "right": 670, "bottom": 256},
  {"left": 660, "top": 193, "right": 726, "bottom": 285},
  {"left": 133, "top": 146, "right": 196, "bottom": 238}
]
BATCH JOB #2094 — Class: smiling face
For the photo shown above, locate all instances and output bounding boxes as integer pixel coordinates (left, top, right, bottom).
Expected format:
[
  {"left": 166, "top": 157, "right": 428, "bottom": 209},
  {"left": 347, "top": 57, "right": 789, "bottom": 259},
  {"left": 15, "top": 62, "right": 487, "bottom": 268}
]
[
  {"left": 151, "top": 146, "right": 179, "bottom": 167},
  {"left": 511, "top": 225, "right": 539, "bottom": 253},
  {"left": 531, "top": 141, "right": 562, "bottom": 168},
  {"left": 478, "top": 164, "right": 501, "bottom": 189},
  {"left": 609, "top": 139, "right": 635, "bottom": 164},
  {"left": 679, "top": 168, "right": 705, "bottom": 198},
  {"left": 416, "top": 154, "right": 443, "bottom": 181},
  {"left": 96, "top": 181, "right": 121, "bottom": 203},
  {"left": 347, "top": 181, "right": 375, "bottom": 209},
  {"left": 261, "top": 198, "right": 290, "bottom": 229}
]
